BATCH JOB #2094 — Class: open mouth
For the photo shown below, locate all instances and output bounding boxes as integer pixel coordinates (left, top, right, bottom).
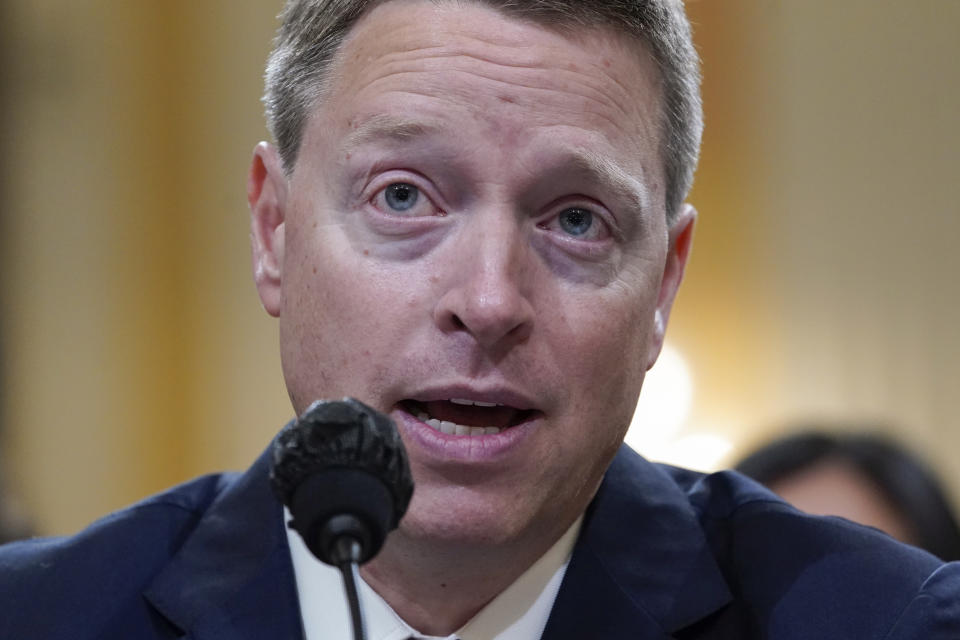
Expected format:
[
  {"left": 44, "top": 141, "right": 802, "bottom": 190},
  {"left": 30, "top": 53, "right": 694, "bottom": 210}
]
[{"left": 398, "top": 398, "right": 538, "bottom": 436}]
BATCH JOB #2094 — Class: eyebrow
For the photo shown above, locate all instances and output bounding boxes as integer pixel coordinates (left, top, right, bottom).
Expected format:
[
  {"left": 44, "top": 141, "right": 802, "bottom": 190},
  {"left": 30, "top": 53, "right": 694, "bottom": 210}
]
[
  {"left": 341, "top": 114, "right": 444, "bottom": 149},
  {"left": 562, "top": 147, "right": 652, "bottom": 216}
]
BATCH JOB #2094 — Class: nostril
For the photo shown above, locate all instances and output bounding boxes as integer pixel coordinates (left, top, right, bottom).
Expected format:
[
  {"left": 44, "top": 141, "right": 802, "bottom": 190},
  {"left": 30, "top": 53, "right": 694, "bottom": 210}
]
[{"left": 434, "top": 286, "right": 534, "bottom": 347}]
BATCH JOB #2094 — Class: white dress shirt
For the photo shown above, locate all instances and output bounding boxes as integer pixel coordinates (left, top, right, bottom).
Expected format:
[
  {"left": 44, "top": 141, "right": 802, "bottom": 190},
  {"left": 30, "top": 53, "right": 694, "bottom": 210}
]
[{"left": 286, "top": 511, "right": 583, "bottom": 640}]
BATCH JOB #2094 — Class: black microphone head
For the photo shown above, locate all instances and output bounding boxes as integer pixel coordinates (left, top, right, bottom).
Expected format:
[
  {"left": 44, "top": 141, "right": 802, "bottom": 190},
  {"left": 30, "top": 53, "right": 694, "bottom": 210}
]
[{"left": 269, "top": 397, "right": 414, "bottom": 565}]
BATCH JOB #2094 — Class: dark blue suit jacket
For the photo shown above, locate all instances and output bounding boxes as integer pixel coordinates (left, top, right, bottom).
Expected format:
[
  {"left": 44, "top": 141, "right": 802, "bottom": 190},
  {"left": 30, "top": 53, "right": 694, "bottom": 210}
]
[{"left": 2, "top": 445, "right": 958, "bottom": 639}]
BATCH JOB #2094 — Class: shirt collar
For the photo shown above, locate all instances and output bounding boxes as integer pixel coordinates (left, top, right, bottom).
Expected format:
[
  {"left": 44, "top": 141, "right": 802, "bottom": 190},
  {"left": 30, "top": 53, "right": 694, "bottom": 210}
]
[
  {"left": 457, "top": 515, "right": 582, "bottom": 640},
  {"left": 286, "top": 509, "right": 582, "bottom": 640}
]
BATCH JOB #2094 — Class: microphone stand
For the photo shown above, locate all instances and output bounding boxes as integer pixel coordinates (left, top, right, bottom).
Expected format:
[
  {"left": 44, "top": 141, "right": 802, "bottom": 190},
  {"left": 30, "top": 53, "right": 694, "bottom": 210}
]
[{"left": 332, "top": 537, "right": 368, "bottom": 640}]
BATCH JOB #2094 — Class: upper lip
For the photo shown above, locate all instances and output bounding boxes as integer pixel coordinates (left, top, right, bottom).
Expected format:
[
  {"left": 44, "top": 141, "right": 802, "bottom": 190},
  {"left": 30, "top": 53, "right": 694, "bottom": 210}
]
[{"left": 397, "top": 384, "right": 540, "bottom": 412}]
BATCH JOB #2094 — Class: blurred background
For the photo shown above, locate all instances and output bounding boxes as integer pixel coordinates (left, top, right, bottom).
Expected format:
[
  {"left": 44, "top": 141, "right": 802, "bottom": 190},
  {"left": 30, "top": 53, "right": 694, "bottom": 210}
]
[{"left": 0, "top": 1, "right": 957, "bottom": 536}]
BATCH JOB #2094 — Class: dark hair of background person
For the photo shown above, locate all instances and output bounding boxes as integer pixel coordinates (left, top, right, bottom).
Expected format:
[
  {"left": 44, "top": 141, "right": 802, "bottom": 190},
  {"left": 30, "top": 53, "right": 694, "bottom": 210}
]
[{"left": 736, "top": 429, "right": 960, "bottom": 561}]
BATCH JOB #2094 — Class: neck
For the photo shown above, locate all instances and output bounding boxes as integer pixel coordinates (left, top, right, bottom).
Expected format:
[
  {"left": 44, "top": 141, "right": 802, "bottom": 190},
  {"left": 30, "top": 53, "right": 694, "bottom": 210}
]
[{"left": 360, "top": 524, "right": 569, "bottom": 636}]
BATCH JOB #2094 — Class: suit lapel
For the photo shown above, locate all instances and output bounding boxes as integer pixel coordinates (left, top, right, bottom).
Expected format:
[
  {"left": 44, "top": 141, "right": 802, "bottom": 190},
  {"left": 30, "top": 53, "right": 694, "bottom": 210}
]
[
  {"left": 542, "top": 446, "right": 732, "bottom": 639},
  {"left": 140, "top": 443, "right": 730, "bottom": 639},
  {"left": 143, "top": 448, "right": 304, "bottom": 640}
]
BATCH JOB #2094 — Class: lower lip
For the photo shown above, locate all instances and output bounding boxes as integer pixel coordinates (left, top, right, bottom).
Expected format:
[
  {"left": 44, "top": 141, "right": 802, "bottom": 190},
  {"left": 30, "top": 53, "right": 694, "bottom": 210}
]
[{"left": 391, "top": 407, "right": 538, "bottom": 464}]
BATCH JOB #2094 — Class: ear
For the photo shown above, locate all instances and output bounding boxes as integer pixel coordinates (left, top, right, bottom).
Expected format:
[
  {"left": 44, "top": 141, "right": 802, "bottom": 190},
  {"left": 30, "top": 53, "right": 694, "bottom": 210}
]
[
  {"left": 248, "top": 142, "right": 288, "bottom": 317},
  {"left": 645, "top": 203, "right": 696, "bottom": 370}
]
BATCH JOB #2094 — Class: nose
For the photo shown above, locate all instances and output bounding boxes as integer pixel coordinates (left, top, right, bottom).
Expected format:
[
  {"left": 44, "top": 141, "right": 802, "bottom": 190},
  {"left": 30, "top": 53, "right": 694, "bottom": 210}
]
[{"left": 434, "top": 218, "right": 535, "bottom": 350}]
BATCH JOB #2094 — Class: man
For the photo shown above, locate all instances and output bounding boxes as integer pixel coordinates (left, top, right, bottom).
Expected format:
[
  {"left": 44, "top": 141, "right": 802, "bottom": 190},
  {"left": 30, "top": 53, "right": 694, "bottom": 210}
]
[{"left": 1, "top": 1, "right": 958, "bottom": 638}]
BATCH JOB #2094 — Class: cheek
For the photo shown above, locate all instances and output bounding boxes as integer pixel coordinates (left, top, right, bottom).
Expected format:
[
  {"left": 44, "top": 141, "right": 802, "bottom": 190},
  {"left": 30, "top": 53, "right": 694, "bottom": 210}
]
[
  {"left": 278, "top": 231, "right": 438, "bottom": 411},
  {"left": 557, "top": 286, "right": 655, "bottom": 379},
  {"left": 279, "top": 241, "right": 373, "bottom": 403},
  {"left": 552, "top": 288, "right": 654, "bottom": 439}
]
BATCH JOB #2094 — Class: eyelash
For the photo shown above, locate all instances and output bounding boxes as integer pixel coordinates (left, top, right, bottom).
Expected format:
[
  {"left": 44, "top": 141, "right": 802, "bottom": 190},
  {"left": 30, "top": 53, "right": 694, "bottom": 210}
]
[
  {"left": 367, "top": 176, "right": 446, "bottom": 218},
  {"left": 537, "top": 202, "right": 616, "bottom": 244}
]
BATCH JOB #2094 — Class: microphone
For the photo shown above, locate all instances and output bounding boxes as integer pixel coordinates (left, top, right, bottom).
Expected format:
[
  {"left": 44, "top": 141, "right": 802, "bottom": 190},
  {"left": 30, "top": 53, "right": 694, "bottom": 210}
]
[
  {"left": 270, "top": 397, "right": 414, "bottom": 566},
  {"left": 270, "top": 398, "right": 414, "bottom": 640}
]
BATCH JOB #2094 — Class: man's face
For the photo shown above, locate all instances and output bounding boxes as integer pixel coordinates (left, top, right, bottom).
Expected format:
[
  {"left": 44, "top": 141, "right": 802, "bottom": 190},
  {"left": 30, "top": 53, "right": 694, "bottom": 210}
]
[{"left": 251, "top": 1, "right": 693, "bottom": 550}]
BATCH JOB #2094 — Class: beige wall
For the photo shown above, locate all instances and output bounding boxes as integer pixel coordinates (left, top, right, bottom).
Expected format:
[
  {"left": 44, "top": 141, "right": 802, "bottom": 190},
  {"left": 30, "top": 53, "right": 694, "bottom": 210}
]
[
  {"left": 2, "top": 1, "right": 958, "bottom": 535},
  {"left": 678, "top": 1, "right": 960, "bottom": 481},
  {"left": 764, "top": 0, "right": 960, "bottom": 491},
  {"left": 1, "top": 1, "right": 289, "bottom": 535}
]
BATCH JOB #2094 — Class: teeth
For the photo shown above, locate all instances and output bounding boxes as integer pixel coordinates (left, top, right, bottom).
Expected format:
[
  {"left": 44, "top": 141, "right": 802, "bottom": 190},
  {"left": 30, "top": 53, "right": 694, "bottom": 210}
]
[
  {"left": 449, "top": 398, "right": 500, "bottom": 408},
  {"left": 420, "top": 415, "right": 502, "bottom": 436}
]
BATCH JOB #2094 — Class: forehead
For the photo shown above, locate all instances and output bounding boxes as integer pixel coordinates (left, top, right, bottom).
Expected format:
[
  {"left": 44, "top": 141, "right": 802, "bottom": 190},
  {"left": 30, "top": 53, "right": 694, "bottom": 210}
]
[
  {"left": 342, "top": 4, "right": 658, "bottom": 124},
  {"left": 298, "top": 0, "right": 665, "bottom": 200}
]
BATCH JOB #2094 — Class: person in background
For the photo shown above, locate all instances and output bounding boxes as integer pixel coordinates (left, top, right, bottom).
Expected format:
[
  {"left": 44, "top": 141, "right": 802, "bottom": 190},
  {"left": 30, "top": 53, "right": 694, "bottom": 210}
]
[{"left": 737, "top": 429, "right": 960, "bottom": 561}]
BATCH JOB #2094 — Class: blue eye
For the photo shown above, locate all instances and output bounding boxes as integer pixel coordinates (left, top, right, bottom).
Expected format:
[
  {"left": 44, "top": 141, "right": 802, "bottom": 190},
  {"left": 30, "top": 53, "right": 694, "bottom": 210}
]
[
  {"left": 384, "top": 183, "right": 419, "bottom": 212},
  {"left": 558, "top": 208, "right": 594, "bottom": 236}
]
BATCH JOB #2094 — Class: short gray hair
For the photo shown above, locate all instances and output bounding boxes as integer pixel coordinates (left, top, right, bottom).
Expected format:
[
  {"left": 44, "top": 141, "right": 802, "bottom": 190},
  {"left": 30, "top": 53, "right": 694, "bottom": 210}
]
[{"left": 264, "top": 0, "right": 702, "bottom": 222}]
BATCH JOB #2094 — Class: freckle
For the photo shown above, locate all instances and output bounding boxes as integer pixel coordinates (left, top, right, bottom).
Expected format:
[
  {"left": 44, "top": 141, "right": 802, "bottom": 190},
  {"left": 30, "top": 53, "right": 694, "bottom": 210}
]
[
  {"left": 312, "top": 266, "right": 317, "bottom": 275},
  {"left": 429, "top": 275, "right": 439, "bottom": 284},
  {"left": 363, "top": 249, "right": 370, "bottom": 256},
  {"left": 440, "top": 583, "right": 447, "bottom": 589}
]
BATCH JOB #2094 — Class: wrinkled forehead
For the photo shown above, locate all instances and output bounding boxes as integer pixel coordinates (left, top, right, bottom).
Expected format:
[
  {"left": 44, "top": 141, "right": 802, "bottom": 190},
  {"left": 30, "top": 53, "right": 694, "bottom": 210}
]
[
  {"left": 304, "top": 0, "right": 666, "bottom": 190},
  {"left": 324, "top": 0, "right": 663, "bottom": 100}
]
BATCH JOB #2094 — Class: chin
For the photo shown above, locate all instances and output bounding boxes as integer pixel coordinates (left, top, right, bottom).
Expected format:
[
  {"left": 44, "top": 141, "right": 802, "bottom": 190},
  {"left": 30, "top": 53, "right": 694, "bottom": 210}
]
[{"left": 397, "top": 488, "right": 534, "bottom": 548}]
